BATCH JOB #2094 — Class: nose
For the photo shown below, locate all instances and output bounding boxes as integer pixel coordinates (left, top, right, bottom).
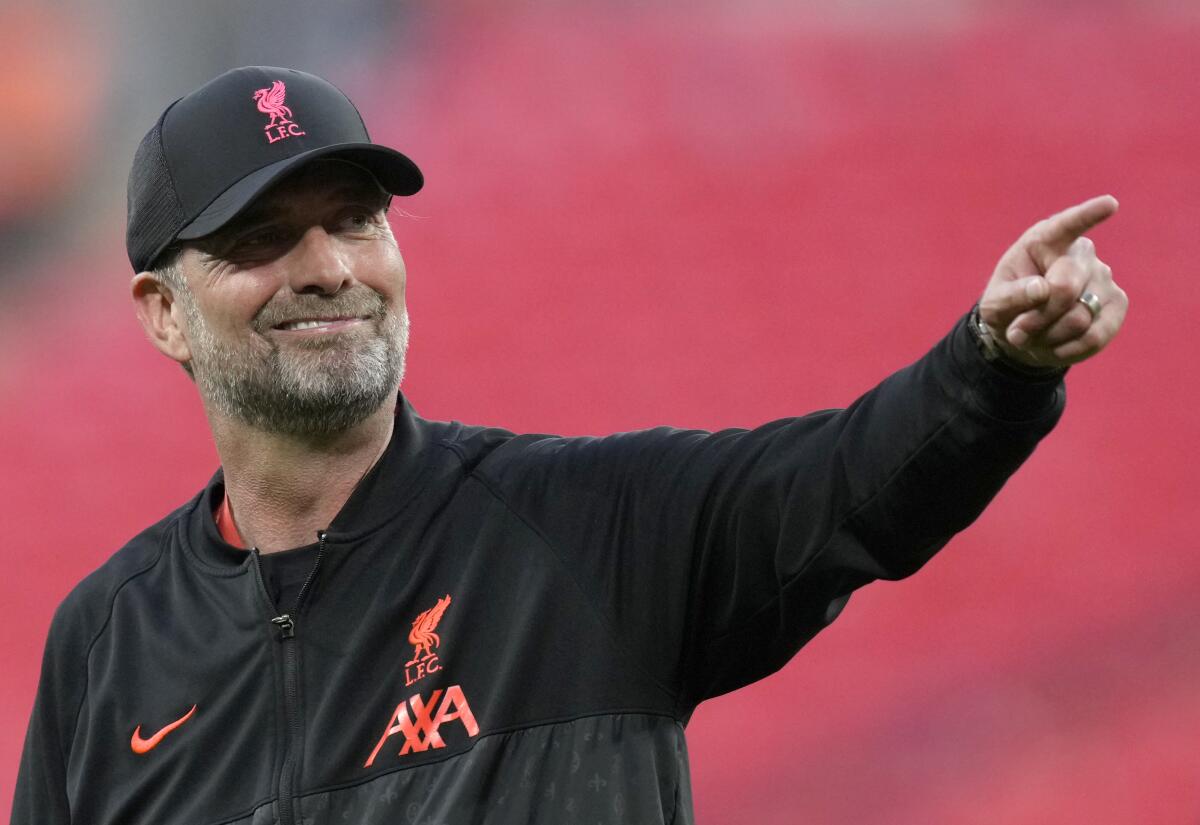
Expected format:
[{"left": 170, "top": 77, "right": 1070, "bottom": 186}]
[{"left": 284, "top": 225, "right": 354, "bottom": 294}]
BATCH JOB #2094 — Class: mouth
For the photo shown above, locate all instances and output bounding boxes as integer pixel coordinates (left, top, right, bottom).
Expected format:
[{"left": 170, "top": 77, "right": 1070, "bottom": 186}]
[{"left": 271, "top": 316, "right": 372, "bottom": 334}]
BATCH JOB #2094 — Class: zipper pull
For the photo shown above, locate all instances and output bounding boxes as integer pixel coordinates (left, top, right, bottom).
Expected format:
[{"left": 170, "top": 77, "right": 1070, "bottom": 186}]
[{"left": 272, "top": 614, "right": 295, "bottom": 640}]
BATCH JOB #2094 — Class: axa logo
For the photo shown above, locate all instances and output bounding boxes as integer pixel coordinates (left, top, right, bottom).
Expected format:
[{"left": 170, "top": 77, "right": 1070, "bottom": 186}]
[
  {"left": 405, "top": 593, "right": 451, "bottom": 687},
  {"left": 362, "top": 594, "right": 479, "bottom": 767},
  {"left": 363, "top": 685, "right": 480, "bottom": 767},
  {"left": 252, "top": 80, "right": 306, "bottom": 144}
]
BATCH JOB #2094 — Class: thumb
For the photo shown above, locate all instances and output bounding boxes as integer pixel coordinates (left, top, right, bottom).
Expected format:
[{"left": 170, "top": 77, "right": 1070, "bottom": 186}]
[{"left": 979, "top": 276, "right": 1049, "bottom": 329}]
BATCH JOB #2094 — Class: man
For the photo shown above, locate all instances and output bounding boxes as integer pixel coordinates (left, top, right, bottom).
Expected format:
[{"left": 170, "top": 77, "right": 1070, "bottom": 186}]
[{"left": 12, "top": 66, "right": 1126, "bottom": 825}]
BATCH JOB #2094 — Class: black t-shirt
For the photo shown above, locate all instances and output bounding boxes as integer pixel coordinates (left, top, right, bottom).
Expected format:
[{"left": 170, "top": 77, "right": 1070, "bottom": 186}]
[{"left": 257, "top": 545, "right": 320, "bottom": 613}]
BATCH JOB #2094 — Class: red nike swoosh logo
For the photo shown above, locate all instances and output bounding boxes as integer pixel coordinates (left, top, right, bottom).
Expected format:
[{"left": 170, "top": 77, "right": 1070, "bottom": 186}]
[{"left": 130, "top": 705, "right": 197, "bottom": 754}]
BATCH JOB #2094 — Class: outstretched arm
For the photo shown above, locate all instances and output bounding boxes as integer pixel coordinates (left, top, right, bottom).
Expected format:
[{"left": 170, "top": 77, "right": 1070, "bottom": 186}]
[{"left": 479, "top": 196, "right": 1128, "bottom": 708}]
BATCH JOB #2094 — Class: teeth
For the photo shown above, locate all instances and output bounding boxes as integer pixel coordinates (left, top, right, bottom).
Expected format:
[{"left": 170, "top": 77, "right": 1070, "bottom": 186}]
[{"left": 283, "top": 320, "right": 330, "bottom": 330}]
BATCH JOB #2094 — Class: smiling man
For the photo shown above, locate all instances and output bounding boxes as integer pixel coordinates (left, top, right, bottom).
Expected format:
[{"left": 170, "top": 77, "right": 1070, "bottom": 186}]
[
  {"left": 151, "top": 163, "right": 408, "bottom": 431},
  {"left": 135, "top": 158, "right": 412, "bottom": 552},
  {"left": 12, "top": 66, "right": 1127, "bottom": 825}
]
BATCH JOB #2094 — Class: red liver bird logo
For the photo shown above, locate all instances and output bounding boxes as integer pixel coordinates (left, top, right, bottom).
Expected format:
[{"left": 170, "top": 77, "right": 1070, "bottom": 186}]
[
  {"left": 407, "top": 594, "right": 451, "bottom": 666},
  {"left": 252, "top": 81, "right": 294, "bottom": 128}
]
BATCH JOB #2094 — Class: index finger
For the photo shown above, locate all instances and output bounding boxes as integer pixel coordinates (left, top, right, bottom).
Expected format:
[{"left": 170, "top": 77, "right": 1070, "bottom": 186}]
[{"left": 1027, "top": 195, "right": 1119, "bottom": 270}]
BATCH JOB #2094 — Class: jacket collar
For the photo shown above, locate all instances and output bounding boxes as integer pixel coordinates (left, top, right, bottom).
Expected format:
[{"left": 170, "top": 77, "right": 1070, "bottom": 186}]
[{"left": 180, "top": 393, "right": 442, "bottom": 573}]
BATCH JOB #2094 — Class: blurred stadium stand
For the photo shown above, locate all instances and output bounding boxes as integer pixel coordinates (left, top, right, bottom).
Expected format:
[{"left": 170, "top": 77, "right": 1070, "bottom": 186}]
[{"left": 3, "top": 1, "right": 1197, "bottom": 822}]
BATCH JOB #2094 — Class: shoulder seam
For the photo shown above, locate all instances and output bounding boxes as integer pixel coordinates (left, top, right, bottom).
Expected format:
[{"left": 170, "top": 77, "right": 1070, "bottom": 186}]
[{"left": 436, "top": 437, "right": 469, "bottom": 464}]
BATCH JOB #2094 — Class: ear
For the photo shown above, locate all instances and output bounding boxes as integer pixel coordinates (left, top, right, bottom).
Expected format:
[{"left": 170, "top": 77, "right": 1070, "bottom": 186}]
[{"left": 131, "top": 272, "right": 193, "bottom": 366}]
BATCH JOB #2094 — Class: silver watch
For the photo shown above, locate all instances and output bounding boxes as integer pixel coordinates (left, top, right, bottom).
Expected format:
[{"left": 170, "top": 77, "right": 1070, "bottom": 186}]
[
  {"left": 969, "top": 305, "right": 1064, "bottom": 376},
  {"left": 969, "top": 305, "right": 1006, "bottom": 363}
]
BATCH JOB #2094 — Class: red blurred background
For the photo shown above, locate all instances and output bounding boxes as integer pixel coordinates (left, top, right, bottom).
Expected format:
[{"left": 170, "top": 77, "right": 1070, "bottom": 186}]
[{"left": 2, "top": 2, "right": 1197, "bottom": 822}]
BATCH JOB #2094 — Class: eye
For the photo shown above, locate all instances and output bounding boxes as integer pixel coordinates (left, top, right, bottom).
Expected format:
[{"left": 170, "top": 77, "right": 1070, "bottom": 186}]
[
  {"left": 337, "top": 208, "right": 383, "bottom": 234},
  {"left": 210, "top": 225, "right": 293, "bottom": 263},
  {"left": 237, "top": 227, "right": 287, "bottom": 249}
]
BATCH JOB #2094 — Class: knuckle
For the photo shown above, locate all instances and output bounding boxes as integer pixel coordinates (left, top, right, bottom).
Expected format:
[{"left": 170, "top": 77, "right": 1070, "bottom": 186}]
[
  {"left": 1080, "top": 327, "right": 1106, "bottom": 351},
  {"left": 1071, "top": 236, "right": 1095, "bottom": 255},
  {"left": 1064, "top": 310, "right": 1092, "bottom": 337},
  {"left": 1073, "top": 265, "right": 1091, "bottom": 290},
  {"left": 1047, "top": 277, "right": 1076, "bottom": 302},
  {"left": 1025, "top": 221, "right": 1051, "bottom": 243}
]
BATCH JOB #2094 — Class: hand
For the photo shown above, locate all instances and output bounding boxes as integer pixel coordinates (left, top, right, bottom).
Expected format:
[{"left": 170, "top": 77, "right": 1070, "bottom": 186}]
[{"left": 978, "top": 195, "right": 1128, "bottom": 368}]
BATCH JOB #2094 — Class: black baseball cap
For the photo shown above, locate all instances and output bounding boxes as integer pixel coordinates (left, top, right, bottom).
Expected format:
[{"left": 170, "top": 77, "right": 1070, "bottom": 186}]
[{"left": 126, "top": 66, "right": 423, "bottom": 273}]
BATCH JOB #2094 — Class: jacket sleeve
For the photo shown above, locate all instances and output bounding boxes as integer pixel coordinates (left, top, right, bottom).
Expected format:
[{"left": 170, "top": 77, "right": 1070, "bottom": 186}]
[
  {"left": 11, "top": 594, "right": 91, "bottom": 824},
  {"left": 477, "top": 310, "right": 1066, "bottom": 713}
]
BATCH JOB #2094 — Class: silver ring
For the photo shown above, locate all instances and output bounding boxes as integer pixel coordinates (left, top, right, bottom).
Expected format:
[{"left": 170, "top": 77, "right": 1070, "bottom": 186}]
[{"left": 1078, "top": 291, "right": 1102, "bottom": 320}]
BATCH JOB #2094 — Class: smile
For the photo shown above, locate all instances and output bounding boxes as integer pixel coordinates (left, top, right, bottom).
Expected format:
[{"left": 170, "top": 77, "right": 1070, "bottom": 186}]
[{"left": 272, "top": 317, "right": 370, "bottom": 333}]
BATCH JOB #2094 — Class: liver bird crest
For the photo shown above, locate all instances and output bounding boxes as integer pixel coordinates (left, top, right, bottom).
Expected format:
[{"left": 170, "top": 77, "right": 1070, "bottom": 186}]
[
  {"left": 407, "top": 594, "right": 452, "bottom": 665},
  {"left": 252, "top": 81, "right": 293, "bottom": 128}
]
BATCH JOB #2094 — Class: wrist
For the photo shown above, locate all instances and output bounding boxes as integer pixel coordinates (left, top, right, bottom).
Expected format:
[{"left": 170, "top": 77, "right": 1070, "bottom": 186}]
[{"left": 969, "top": 305, "right": 1066, "bottom": 378}]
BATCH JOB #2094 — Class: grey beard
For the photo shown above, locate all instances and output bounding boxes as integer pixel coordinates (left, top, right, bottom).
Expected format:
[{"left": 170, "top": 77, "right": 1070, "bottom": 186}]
[{"left": 182, "top": 292, "right": 408, "bottom": 438}]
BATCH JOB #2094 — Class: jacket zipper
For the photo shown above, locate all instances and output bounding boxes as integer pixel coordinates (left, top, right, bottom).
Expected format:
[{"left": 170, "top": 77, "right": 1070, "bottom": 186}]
[{"left": 254, "top": 531, "right": 329, "bottom": 825}]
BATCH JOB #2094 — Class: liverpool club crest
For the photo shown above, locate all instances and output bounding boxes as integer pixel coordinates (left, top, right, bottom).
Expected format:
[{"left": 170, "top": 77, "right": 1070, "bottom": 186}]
[{"left": 252, "top": 80, "right": 306, "bottom": 144}]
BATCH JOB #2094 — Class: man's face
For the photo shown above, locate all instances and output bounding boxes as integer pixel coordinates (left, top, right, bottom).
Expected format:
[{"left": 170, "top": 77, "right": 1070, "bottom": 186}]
[{"left": 172, "top": 159, "right": 409, "bottom": 437}]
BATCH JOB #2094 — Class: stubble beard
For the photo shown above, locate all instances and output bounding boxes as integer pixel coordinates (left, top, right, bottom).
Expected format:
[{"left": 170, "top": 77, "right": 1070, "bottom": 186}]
[{"left": 181, "top": 290, "right": 409, "bottom": 439}]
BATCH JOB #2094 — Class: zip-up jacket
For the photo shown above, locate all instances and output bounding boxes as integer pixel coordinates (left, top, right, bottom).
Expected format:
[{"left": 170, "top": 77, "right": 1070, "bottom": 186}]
[{"left": 12, "top": 312, "right": 1067, "bottom": 825}]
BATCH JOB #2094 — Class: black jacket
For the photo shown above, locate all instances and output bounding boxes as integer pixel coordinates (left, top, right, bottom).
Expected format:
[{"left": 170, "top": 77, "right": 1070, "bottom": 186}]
[{"left": 12, "top": 312, "right": 1065, "bottom": 825}]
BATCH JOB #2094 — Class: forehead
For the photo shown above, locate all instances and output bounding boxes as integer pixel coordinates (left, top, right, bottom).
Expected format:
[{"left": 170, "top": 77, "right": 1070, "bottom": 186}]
[{"left": 232, "top": 159, "right": 389, "bottom": 224}]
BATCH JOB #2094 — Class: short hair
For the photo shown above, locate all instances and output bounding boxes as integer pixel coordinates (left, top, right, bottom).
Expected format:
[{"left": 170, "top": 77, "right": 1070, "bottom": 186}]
[{"left": 151, "top": 246, "right": 183, "bottom": 289}]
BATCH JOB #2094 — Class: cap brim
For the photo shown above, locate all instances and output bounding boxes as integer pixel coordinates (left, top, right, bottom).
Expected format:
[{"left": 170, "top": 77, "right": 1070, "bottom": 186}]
[{"left": 175, "top": 143, "right": 422, "bottom": 241}]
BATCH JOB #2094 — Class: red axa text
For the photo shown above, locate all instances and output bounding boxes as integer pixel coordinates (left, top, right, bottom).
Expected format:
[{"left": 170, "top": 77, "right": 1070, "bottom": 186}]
[{"left": 363, "top": 684, "right": 480, "bottom": 767}]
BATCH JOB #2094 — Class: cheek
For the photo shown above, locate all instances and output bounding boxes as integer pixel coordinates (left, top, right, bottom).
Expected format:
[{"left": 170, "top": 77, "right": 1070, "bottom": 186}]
[
  {"left": 196, "top": 282, "right": 281, "bottom": 337},
  {"left": 363, "top": 245, "right": 407, "bottom": 306},
  {"left": 393, "top": 257, "right": 408, "bottom": 304}
]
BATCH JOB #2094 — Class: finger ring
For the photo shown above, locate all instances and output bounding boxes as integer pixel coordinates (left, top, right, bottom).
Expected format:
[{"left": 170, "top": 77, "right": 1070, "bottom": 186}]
[{"left": 1077, "top": 291, "right": 1102, "bottom": 320}]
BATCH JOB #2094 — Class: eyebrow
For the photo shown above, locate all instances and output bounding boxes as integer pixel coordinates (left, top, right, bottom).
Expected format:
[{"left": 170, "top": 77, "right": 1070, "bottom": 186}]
[{"left": 226, "top": 184, "right": 389, "bottom": 232}]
